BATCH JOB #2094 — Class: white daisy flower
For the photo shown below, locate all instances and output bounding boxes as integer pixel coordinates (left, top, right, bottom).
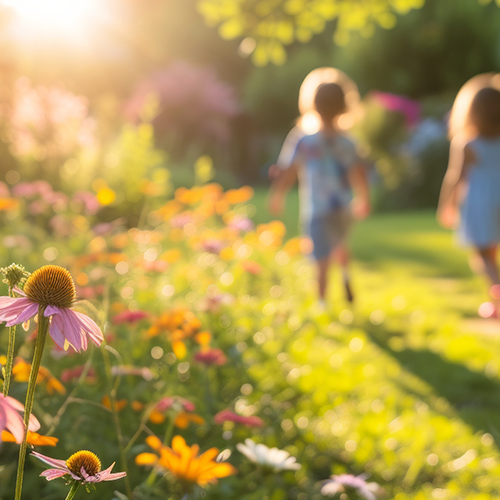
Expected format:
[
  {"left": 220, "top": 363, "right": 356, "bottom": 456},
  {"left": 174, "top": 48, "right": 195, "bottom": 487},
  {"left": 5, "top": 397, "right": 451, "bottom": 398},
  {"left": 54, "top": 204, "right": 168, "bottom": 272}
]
[{"left": 236, "top": 439, "right": 301, "bottom": 472}]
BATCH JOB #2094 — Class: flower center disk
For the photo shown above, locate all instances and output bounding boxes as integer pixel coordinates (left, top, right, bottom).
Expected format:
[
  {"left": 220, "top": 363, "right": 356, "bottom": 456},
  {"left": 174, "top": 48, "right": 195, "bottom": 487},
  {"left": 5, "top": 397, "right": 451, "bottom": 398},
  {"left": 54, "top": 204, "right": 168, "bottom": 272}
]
[
  {"left": 66, "top": 450, "right": 101, "bottom": 477},
  {"left": 24, "top": 265, "right": 76, "bottom": 308}
]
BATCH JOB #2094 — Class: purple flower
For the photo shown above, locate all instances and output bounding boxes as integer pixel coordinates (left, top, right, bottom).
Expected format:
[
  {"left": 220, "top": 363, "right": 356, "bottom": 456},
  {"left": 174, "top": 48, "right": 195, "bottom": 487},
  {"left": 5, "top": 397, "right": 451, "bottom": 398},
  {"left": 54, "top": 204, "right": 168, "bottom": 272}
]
[
  {"left": 0, "top": 265, "right": 103, "bottom": 353},
  {"left": 32, "top": 450, "right": 126, "bottom": 483},
  {"left": 0, "top": 393, "right": 40, "bottom": 444},
  {"left": 321, "top": 473, "right": 380, "bottom": 500}
]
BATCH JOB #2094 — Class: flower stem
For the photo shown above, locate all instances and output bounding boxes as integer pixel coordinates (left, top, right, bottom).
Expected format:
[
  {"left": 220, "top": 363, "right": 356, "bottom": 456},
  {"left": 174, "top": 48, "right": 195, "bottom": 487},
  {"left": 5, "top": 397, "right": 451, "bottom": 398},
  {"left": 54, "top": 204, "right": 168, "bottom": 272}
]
[
  {"left": 101, "top": 344, "right": 133, "bottom": 499},
  {"left": 2, "top": 324, "right": 16, "bottom": 396},
  {"left": 64, "top": 482, "right": 80, "bottom": 500},
  {"left": 14, "top": 307, "right": 49, "bottom": 500},
  {"left": 2, "top": 287, "right": 18, "bottom": 396}
]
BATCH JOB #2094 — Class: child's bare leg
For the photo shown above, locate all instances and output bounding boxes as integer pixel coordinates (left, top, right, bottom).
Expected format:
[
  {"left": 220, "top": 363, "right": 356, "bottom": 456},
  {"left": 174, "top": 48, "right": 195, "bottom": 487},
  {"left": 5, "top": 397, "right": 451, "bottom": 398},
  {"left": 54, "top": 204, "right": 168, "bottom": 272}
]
[
  {"left": 477, "top": 246, "right": 500, "bottom": 285},
  {"left": 317, "top": 257, "right": 330, "bottom": 301},
  {"left": 334, "top": 244, "right": 354, "bottom": 302}
]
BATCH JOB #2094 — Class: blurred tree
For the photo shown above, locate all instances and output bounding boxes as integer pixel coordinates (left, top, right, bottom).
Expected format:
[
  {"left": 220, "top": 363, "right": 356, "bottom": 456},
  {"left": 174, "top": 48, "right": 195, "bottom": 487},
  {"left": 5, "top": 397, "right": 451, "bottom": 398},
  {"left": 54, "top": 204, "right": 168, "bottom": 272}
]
[
  {"left": 198, "top": 0, "right": 500, "bottom": 69},
  {"left": 197, "top": 0, "right": 426, "bottom": 66}
]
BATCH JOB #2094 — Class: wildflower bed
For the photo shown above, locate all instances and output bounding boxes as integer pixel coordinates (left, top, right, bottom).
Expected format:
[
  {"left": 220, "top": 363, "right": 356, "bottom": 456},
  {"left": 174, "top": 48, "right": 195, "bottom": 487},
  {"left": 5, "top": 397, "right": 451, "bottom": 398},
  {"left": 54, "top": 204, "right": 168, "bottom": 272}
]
[{"left": 0, "top": 181, "right": 499, "bottom": 500}]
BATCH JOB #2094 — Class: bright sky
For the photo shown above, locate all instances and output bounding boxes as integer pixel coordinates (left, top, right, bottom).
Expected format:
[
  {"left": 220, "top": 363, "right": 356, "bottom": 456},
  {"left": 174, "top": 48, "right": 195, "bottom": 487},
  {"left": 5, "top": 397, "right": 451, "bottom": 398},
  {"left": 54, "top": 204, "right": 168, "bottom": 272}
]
[{"left": 1, "top": 0, "right": 99, "bottom": 39}]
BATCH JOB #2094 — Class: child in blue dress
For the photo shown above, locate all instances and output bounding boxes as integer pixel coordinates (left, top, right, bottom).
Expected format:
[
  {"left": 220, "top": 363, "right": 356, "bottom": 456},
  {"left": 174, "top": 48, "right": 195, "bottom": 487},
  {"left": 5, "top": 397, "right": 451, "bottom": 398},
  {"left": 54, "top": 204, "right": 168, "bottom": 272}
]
[
  {"left": 438, "top": 73, "right": 500, "bottom": 316},
  {"left": 269, "top": 71, "right": 370, "bottom": 308}
]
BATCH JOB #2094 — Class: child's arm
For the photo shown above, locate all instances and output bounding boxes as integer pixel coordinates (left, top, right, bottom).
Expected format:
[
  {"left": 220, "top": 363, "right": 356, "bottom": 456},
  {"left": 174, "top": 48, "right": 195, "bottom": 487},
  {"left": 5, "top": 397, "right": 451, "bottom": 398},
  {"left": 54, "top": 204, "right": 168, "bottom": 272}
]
[
  {"left": 268, "top": 164, "right": 298, "bottom": 215},
  {"left": 348, "top": 163, "right": 370, "bottom": 219},
  {"left": 437, "top": 137, "right": 474, "bottom": 228}
]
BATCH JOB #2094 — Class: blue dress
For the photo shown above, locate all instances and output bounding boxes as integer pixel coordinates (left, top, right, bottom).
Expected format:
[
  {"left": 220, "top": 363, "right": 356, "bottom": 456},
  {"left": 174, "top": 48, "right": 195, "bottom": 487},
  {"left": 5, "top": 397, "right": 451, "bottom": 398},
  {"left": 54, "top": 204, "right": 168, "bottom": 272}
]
[{"left": 460, "top": 136, "right": 500, "bottom": 247}]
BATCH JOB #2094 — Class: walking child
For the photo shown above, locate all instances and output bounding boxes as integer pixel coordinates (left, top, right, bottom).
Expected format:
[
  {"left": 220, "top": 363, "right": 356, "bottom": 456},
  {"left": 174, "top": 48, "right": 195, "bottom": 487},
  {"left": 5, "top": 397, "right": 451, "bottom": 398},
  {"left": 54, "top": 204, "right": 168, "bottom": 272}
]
[
  {"left": 269, "top": 69, "right": 370, "bottom": 308},
  {"left": 438, "top": 73, "right": 500, "bottom": 316}
]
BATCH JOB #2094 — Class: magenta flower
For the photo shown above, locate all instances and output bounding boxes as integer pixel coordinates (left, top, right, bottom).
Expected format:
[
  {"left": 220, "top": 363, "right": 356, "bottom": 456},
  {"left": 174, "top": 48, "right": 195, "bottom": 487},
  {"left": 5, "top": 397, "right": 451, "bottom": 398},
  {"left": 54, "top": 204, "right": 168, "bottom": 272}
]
[
  {"left": 214, "top": 410, "right": 264, "bottom": 428},
  {"left": 32, "top": 450, "right": 126, "bottom": 483},
  {"left": 112, "top": 309, "right": 149, "bottom": 325},
  {"left": 194, "top": 348, "right": 228, "bottom": 366},
  {"left": 0, "top": 265, "right": 103, "bottom": 353},
  {"left": 0, "top": 393, "right": 40, "bottom": 444}
]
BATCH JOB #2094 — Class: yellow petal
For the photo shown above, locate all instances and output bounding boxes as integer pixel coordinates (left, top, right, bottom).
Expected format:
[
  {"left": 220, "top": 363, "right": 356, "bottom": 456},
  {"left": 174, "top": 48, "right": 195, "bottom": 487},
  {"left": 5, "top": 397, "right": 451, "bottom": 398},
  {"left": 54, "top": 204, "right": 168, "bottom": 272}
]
[
  {"left": 146, "top": 435, "right": 163, "bottom": 451},
  {"left": 135, "top": 453, "right": 159, "bottom": 466}
]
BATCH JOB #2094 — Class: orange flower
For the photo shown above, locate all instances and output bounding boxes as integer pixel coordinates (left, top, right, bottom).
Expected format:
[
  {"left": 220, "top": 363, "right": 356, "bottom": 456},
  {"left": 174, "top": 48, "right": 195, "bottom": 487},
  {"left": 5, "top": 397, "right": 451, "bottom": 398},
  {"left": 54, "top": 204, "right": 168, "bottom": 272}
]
[
  {"left": 136, "top": 435, "right": 236, "bottom": 486},
  {"left": 0, "top": 198, "right": 19, "bottom": 211},
  {"left": 175, "top": 187, "right": 203, "bottom": 205},
  {"left": 174, "top": 412, "right": 205, "bottom": 429},
  {"left": 241, "top": 260, "right": 262, "bottom": 275},
  {"left": 131, "top": 401, "right": 145, "bottom": 412},
  {"left": 147, "top": 308, "right": 203, "bottom": 359},
  {"left": 1, "top": 430, "right": 58, "bottom": 446},
  {"left": 224, "top": 186, "right": 254, "bottom": 204},
  {"left": 156, "top": 200, "right": 183, "bottom": 221},
  {"left": 12, "top": 359, "right": 66, "bottom": 395},
  {"left": 102, "top": 395, "right": 127, "bottom": 412}
]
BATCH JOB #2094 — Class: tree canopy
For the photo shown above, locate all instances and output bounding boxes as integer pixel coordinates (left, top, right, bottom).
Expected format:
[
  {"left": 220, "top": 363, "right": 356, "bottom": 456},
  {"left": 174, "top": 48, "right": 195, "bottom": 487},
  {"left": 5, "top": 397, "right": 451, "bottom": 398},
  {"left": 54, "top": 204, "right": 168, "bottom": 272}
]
[{"left": 197, "top": 0, "right": 495, "bottom": 65}]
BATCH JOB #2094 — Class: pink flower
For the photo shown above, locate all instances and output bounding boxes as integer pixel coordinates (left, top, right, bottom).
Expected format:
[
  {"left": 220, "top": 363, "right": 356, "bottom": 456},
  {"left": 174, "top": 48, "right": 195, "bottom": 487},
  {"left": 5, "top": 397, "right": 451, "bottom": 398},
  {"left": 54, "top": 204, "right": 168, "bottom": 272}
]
[
  {"left": 321, "top": 473, "right": 380, "bottom": 500},
  {"left": 0, "top": 393, "right": 40, "bottom": 444},
  {"left": 194, "top": 348, "right": 228, "bottom": 366},
  {"left": 214, "top": 410, "right": 264, "bottom": 428},
  {"left": 112, "top": 309, "right": 149, "bottom": 325},
  {"left": 199, "top": 292, "right": 234, "bottom": 313},
  {"left": 227, "top": 215, "right": 254, "bottom": 232},
  {"left": 141, "top": 260, "right": 169, "bottom": 272},
  {"left": 200, "top": 239, "right": 225, "bottom": 254},
  {"left": 0, "top": 266, "right": 103, "bottom": 353},
  {"left": 60, "top": 366, "right": 96, "bottom": 384},
  {"left": 155, "top": 396, "right": 195, "bottom": 413},
  {"left": 32, "top": 450, "right": 126, "bottom": 483}
]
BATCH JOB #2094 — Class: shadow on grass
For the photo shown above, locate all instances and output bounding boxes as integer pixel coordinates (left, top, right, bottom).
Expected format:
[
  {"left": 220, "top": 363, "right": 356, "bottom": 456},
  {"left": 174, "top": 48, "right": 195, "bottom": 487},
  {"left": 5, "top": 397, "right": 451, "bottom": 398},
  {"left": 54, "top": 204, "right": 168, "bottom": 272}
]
[{"left": 365, "top": 325, "right": 500, "bottom": 442}]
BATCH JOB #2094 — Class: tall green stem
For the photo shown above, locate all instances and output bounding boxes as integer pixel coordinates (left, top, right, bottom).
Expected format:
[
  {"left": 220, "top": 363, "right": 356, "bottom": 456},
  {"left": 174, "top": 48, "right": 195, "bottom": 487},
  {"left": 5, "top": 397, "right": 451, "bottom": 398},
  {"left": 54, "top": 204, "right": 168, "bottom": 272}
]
[
  {"left": 2, "top": 324, "right": 16, "bottom": 396},
  {"left": 14, "top": 307, "right": 49, "bottom": 500},
  {"left": 2, "top": 287, "right": 17, "bottom": 396},
  {"left": 64, "top": 482, "right": 80, "bottom": 500},
  {"left": 101, "top": 345, "right": 133, "bottom": 499}
]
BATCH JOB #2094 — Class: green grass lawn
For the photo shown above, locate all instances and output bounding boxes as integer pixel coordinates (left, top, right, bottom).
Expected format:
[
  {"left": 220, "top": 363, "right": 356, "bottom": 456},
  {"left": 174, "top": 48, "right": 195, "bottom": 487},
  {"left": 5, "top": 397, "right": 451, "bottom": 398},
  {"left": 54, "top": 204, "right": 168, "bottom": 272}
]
[{"left": 249, "top": 188, "right": 500, "bottom": 498}]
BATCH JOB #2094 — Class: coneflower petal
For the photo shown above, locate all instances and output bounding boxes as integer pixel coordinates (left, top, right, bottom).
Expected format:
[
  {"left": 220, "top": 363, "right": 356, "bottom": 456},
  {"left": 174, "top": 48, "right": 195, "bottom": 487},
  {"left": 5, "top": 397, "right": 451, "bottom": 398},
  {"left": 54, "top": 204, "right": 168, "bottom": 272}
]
[
  {"left": 0, "top": 297, "right": 37, "bottom": 326},
  {"left": 31, "top": 451, "right": 68, "bottom": 470},
  {"left": 71, "top": 310, "right": 103, "bottom": 347},
  {"left": 47, "top": 312, "right": 68, "bottom": 351},
  {"left": 12, "top": 302, "right": 39, "bottom": 328},
  {"left": 62, "top": 309, "right": 83, "bottom": 352},
  {"left": 40, "top": 469, "right": 69, "bottom": 481}
]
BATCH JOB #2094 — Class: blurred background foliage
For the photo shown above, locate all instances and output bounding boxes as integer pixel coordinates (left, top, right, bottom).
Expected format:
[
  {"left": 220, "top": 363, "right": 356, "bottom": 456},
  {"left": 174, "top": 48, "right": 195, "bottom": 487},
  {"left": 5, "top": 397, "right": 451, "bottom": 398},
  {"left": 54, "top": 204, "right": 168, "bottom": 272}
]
[{"left": 0, "top": 0, "right": 499, "bottom": 208}]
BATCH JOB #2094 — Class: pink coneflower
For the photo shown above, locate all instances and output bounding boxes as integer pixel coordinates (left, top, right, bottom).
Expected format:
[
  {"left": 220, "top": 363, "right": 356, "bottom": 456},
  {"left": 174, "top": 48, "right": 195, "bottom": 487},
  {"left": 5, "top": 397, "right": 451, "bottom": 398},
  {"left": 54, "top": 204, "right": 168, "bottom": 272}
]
[
  {"left": 0, "top": 393, "right": 40, "bottom": 444},
  {"left": 0, "top": 266, "right": 103, "bottom": 352},
  {"left": 32, "top": 450, "right": 126, "bottom": 483},
  {"left": 112, "top": 309, "right": 149, "bottom": 325},
  {"left": 194, "top": 348, "right": 228, "bottom": 366},
  {"left": 214, "top": 410, "right": 264, "bottom": 428}
]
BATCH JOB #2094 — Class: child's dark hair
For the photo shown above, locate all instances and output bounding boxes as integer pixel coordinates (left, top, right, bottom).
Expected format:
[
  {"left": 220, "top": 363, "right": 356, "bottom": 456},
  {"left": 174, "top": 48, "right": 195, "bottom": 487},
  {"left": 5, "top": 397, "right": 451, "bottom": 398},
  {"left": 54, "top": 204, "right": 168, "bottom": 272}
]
[
  {"left": 470, "top": 87, "right": 500, "bottom": 136},
  {"left": 314, "top": 83, "right": 346, "bottom": 121}
]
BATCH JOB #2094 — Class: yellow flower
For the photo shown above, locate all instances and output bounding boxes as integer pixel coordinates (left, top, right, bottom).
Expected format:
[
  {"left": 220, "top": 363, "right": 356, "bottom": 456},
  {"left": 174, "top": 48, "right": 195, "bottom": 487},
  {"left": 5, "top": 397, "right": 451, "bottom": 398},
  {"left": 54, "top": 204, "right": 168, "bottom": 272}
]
[{"left": 136, "top": 435, "right": 236, "bottom": 486}]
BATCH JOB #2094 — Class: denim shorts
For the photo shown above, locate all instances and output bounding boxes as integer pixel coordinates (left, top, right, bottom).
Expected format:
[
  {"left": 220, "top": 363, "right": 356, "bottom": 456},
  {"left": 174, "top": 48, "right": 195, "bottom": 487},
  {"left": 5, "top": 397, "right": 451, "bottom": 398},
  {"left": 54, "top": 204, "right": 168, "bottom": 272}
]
[{"left": 306, "top": 209, "right": 352, "bottom": 261}]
